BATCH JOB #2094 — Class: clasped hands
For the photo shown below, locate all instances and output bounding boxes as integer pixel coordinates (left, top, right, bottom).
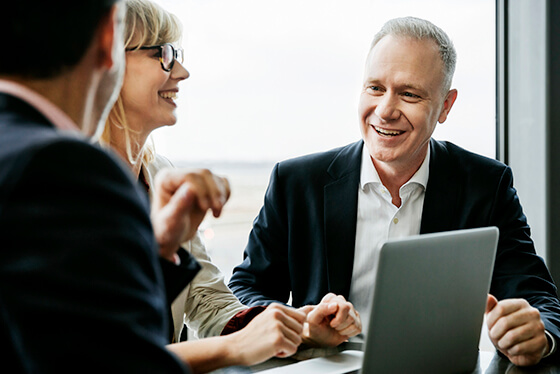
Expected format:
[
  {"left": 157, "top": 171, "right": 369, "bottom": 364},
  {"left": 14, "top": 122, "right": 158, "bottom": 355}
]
[
  {"left": 299, "top": 293, "right": 362, "bottom": 347},
  {"left": 486, "top": 294, "right": 551, "bottom": 366},
  {"left": 229, "top": 293, "right": 362, "bottom": 366},
  {"left": 147, "top": 169, "right": 553, "bottom": 367}
]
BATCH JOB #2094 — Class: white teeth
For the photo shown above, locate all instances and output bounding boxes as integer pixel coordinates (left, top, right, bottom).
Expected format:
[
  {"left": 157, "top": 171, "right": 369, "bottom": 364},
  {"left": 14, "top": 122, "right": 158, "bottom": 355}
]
[
  {"left": 159, "top": 92, "right": 177, "bottom": 100},
  {"left": 374, "top": 126, "right": 403, "bottom": 136}
]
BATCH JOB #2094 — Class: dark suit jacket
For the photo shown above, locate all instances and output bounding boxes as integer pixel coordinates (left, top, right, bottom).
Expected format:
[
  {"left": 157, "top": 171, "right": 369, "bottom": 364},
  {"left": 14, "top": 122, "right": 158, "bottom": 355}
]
[
  {"left": 229, "top": 139, "right": 560, "bottom": 352},
  {"left": 0, "top": 93, "right": 197, "bottom": 372}
]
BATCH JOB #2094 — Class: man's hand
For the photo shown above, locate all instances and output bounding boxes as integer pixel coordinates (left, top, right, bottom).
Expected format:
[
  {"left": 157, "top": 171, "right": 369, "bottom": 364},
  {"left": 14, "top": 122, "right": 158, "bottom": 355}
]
[
  {"left": 486, "top": 294, "right": 550, "bottom": 366},
  {"left": 150, "top": 168, "right": 230, "bottom": 261},
  {"left": 299, "top": 293, "right": 362, "bottom": 347},
  {"left": 227, "top": 303, "right": 308, "bottom": 365}
]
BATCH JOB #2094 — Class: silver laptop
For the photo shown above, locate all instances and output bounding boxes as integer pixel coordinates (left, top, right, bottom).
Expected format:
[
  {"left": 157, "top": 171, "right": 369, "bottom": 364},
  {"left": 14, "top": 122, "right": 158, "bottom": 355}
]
[
  {"left": 360, "top": 226, "right": 498, "bottom": 373},
  {"left": 255, "top": 227, "right": 499, "bottom": 374}
]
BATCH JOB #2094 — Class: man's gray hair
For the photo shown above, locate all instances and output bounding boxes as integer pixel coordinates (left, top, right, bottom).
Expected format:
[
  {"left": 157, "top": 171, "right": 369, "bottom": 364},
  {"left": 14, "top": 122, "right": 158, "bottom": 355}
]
[{"left": 370, "top": 17, "right": 457, "bottom": 93}]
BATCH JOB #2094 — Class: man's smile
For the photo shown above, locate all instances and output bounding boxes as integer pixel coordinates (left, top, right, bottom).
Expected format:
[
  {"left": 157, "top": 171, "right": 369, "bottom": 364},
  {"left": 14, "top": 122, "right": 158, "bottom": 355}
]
[{"left": 373, "top": 125, "right": 404, "bottom": 137}]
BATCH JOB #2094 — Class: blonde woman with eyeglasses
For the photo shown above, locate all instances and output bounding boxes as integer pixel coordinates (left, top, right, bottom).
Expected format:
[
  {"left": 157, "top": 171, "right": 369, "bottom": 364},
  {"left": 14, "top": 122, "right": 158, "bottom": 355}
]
[{"left": 100, "top": 0, "right": 361, "bottom": 372}]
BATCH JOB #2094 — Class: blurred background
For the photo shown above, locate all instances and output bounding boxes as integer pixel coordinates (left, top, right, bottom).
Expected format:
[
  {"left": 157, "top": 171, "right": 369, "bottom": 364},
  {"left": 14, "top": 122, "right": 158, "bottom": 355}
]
[{"left": 149, "top": 0, "right": 496, "bottom": 284}]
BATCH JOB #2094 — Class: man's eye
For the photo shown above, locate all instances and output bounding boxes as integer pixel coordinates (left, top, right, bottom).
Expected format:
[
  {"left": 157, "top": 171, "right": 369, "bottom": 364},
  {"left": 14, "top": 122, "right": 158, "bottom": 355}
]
[
  {"left": 367, "top": 86, "right": 382, "bottom": 94},
  {"left": 403, "top": 92, "right": 420, "bottom": 99}
]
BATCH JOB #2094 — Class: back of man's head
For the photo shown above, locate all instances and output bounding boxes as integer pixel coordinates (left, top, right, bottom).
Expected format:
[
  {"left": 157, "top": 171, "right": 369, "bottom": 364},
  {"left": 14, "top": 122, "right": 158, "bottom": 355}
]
[{"left": 1, "top": 0, "right": 120, "bottom": 79}]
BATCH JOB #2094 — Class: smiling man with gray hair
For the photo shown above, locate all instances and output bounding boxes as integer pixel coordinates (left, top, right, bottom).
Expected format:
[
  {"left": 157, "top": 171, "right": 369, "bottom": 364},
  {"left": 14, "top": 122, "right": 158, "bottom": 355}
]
[{"left": 230, "top": 16, "right": 560, "bottom": 367}]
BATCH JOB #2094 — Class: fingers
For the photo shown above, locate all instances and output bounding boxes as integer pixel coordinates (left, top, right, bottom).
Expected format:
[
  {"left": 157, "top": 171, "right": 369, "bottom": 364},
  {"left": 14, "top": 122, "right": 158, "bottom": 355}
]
[
  {"left": 306, "top": 301, "right": 336, "bottom": 326},
  {"left": 489, "top": 304, "right": 544, "bottom": 350},
  {"left": 298, "top": 305, "right": 315, "bottom": 315},
  {"left": 337, "top": 310, "right": 361, "bottom": 337},
  {"left": 498, "top": 323, "right": 546, "bottom": 354},
  {"left": 267, "top": 303, "right": 307, "bottom": 333},
  {"left": 506, "top": 335, "right": 549, "bottom": 367},
  {"left": 257, "top": 304, "right": 307, "bottom": 345},
  {"left": 486, "top": 298, "right": 531, "bottom": 332},
  {"left": 486, "top": 294, "right": 498, "bottom": 314},
  {"left": 329, "top": 298, "right": 351, "bottom": 327},
  {"left": 153, "top": 168, "right": 230, "bottom": 217},
  {"left": 321, "top": 294, "right": 362, "bottom": 336},
  {"left": 165, "top": 182, "right": 197, "bottom": 218},
  {"left": 151, "top": 168, "right": 230, "bottom": 251},
  {"left": 306, "top": 294, "right": 362, "bottom": 342},
  {"left": 485, "top": 298, "right": 548, "bottom": 366},
  {"left": 190, "top": 169, "right": 229, "bottom": 217},
  {"left": 237, "top": 304, "right": 306, "bottom": 363}
]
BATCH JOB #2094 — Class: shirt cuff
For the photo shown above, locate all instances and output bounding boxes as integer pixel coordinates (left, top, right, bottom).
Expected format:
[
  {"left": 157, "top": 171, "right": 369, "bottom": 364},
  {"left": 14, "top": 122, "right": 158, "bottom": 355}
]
[
  {"left": 220, "top": 306, "right": 267, "bottom": 335},
  {"left": 543, "top": 330, "right": 557, "bottom": 358}
]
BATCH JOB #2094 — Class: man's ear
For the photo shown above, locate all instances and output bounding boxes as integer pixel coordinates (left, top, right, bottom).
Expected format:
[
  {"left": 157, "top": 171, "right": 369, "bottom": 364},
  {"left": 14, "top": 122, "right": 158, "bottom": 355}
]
[
  {"left": 438, "top": 89, "right": 458, "bottom": 124},
  {"left": 96, "top": 4, "right": 123, "bottom": 70}
]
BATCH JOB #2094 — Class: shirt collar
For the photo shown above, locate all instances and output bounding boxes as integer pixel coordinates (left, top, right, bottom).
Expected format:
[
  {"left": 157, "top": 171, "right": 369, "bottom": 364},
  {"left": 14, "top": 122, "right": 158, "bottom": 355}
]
[
  {"left": 0, "top": 79, "right": 80, "bottom": 132},
  {"left": 359, "top": 143, "right": 431, "bottom": 190},
  {"left": 360, "top": 144, "right": 382, "bottom": 189}
]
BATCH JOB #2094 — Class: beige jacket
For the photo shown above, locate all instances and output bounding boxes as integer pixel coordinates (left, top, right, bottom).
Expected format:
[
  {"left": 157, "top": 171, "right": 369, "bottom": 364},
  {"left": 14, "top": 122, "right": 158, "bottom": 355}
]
[{"left": 143, "top": 154, "right": 247, "bottom": 339}]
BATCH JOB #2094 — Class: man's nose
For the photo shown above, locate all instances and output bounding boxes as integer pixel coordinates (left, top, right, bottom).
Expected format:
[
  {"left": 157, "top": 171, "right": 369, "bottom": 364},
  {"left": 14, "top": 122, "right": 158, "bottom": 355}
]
[{"left": 374, "top": 94, "right": 400, "bottom": 121}]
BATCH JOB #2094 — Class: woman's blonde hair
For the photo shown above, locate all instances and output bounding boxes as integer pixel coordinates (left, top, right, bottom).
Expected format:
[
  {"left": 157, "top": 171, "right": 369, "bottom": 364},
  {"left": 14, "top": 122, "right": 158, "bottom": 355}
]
[{"left": 101, "top": 0, "right": 182, "bottom": 166}]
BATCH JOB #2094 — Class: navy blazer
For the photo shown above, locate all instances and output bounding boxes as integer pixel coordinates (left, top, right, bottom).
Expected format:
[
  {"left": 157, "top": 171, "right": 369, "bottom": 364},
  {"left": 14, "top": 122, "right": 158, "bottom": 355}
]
[
  {"left": 0, "top": 94, "right": 195, "bottom": 372},
  {"left": 229, "top": 139, "right": 560, "bottom": 348}
]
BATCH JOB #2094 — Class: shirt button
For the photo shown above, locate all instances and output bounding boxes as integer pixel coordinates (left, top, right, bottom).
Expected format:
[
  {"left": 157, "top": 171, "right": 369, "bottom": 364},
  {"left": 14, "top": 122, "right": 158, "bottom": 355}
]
[{"left": 393, "top": 218, "right": 399, "bottom": 224}]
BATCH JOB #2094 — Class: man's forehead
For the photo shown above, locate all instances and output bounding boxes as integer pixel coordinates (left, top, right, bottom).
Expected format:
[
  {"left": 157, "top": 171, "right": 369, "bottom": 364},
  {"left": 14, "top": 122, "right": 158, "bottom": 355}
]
[
  {"left": 364, "top": 35, "right": 445, "bottom": 89},
  {"left": 368, "top": 35, "right": 440, "bottom": 63}
]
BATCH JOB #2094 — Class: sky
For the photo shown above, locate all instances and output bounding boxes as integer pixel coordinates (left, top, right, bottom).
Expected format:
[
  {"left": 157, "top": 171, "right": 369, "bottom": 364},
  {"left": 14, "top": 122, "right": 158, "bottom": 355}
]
[{"left": 150, "top": 0, "right": 496, "bottom": 164}]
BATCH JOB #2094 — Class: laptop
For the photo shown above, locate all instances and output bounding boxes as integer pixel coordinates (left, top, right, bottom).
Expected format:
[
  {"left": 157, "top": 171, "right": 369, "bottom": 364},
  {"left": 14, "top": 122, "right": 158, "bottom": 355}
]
[
  {"left": 255, "top": 226, "right": 499, "bottom": 374},
  {"left": 360, "top": 226, "right": 498, "bottom": 373}
]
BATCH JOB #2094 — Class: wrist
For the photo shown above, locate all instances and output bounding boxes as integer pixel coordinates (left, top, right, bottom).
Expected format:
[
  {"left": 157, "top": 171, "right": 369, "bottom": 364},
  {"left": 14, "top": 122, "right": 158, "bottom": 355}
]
[
  {"left": 543, "top": 330, "right": 557, "bottom": 359},
  {"left": 158, "top": 243, "right": 180, "bottom": 263},
  {"left": 222, "top": 331, "right": 248, "bottom": 366},
  {"left": 300, "top": 324, "right": 322, "bottom": 348}
]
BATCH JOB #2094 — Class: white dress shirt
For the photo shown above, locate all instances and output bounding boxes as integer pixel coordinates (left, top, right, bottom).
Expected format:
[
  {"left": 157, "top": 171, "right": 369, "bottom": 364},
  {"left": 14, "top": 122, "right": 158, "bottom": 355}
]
[{"left": 349, "top": 144, "right": 430, "bottom": 335}]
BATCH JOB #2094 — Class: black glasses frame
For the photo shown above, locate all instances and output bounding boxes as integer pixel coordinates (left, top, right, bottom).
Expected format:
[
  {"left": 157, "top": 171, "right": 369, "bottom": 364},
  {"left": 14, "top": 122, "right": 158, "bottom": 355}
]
[{"left": 126, "top": 43, "right": 184, "bottom": 72}]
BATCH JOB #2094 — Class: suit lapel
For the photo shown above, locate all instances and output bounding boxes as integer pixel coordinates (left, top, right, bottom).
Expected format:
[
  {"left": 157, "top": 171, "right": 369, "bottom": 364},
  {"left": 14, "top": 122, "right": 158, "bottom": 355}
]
[
  {"left": 420, "top": 139, "right": 462, "bottom": 234},
  {"left": 324, "top": 141, "right": 362, "bottom": 298}
]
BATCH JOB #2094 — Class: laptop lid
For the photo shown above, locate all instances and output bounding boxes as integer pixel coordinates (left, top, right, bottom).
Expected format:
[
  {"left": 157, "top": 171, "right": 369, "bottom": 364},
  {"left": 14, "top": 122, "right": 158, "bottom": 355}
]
[{"left": 361, "top": 226, "right": 499, "bottom": 374}]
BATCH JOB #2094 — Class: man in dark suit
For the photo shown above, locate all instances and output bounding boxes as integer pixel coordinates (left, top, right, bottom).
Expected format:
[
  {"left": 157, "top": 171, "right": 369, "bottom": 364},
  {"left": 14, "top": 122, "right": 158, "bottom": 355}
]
[
  {"left": 230, "top": 16, "right": 560, "bottom": 366},
  {"left": 0, "top": 1, "right": 229, "bottom": 372}
]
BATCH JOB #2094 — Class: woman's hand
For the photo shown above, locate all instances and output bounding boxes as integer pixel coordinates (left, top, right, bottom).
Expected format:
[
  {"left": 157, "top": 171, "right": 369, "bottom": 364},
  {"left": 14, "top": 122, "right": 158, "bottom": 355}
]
[{"left": 151, "top": 167, "right": 230, "bottom": 261}]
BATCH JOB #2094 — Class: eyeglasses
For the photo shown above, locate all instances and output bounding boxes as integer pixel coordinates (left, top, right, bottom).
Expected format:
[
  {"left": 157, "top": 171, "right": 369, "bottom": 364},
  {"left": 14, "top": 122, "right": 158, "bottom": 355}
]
[{"left": 126, "top": 43, "right": 184, "bottom": 72}]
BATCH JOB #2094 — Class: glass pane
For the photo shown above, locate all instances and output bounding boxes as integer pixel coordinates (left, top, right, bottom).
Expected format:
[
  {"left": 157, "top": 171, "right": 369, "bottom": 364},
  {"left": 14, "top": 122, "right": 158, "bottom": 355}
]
[{"left": 151, "top": 0, "right": 496, "bottom": 281}]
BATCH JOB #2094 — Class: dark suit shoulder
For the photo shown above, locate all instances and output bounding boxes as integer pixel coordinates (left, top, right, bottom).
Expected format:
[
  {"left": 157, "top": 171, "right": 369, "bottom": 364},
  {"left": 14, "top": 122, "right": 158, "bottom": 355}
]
[
  {"left": 0, "top": 128, "right": 149, "bottom": 216},
  {"left": 431, "top": 139, "right": 509, "bottom": 181},
  {"left": 0, "top": 128, "right": 188, "bottom": 372},
  {"left": 276, "top": 140, "right": 363, "bottom": 181}
]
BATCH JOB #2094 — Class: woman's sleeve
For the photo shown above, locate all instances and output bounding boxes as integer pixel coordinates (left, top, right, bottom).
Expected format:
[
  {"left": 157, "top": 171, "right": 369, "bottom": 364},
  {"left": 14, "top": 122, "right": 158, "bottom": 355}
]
[{"left": 175, "top": 232, "right": 247, "bottom": 339}]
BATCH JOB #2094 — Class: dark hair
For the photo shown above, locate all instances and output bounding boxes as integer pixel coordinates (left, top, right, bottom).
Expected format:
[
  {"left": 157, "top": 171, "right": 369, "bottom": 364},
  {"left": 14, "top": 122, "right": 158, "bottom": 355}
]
[{"left": 0, "top": 0, "right": 120, "bottom": 78}]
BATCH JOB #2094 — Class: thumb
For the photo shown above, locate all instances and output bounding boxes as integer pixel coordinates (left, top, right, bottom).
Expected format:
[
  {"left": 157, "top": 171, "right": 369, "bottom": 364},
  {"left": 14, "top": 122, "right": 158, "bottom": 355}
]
[
  {"left": 299, "top": 305, "right": 315, "bottom": 316},
  {"left": 486, "top": 294, "right": 498, "bottom": 314},
  {"left": 307, "top": 302, "right": 337, "bottom": 325},
  {"left": 166, "top": 182, "right": 197, "bottom": 215}
]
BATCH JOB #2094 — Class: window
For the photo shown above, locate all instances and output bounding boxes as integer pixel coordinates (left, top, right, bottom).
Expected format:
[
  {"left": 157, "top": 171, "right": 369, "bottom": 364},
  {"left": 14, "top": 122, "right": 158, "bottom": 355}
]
[{"left": 151, "top": 0, "right": 496, "bottom": 281}]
